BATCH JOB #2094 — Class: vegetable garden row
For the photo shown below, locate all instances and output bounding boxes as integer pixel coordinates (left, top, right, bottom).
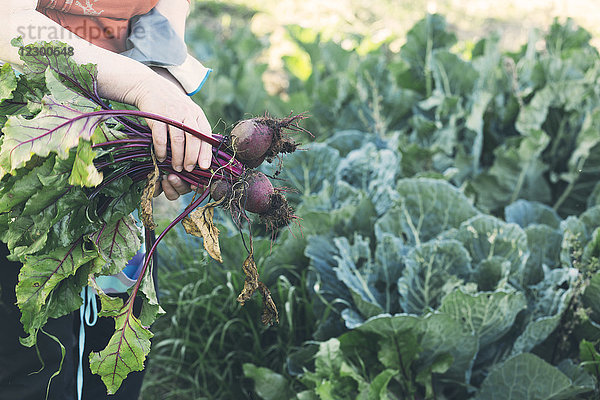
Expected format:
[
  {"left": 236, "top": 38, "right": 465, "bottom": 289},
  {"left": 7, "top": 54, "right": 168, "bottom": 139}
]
[{"left": 145, "top": 12, "right": 600, "bottom": 400}]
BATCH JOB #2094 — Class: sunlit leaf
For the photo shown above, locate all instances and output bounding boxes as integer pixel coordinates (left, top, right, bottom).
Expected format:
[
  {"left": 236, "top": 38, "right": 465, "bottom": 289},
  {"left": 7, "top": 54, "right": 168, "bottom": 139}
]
[
  {"left": 0, "top": 95, "right": 106, "bottom": 177},
  {"left": 68, "top": 138, "right": 103, "bottom": 187},
  {"left": 182, "top": 202, "right": 223, "bottom": 263},
  {"left": 89, "top": 301, "right": 153, "bottom": 394}
]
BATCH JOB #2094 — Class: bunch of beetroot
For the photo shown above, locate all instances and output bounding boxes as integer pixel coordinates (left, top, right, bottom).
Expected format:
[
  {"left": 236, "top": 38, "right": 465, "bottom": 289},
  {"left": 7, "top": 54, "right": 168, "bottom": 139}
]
[
  {"left": 210, "top": 114, "right": 310, "bottom": 230},
  {"left": 91, "top": 112, "right": 311, "bottom": 325},
  {"left": 0, "top": 42, "right": 308, "bottom": 393},
  {"left": 94, "top": 112, "right": 309, "bottom": 228}
]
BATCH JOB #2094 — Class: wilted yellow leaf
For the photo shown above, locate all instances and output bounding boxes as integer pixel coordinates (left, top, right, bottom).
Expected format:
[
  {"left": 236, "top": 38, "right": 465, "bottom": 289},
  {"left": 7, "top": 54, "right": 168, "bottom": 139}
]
[
  {"left": 140, "top": 152, "right": 159, "bottom": 230},
  {"left": 258, "top": 281, "right": 279, "bottom": 325},
  {"left": 237, "top": 252, "right": 259, "bottom": 305},
  {"left": 236, "top": 252, "right": 279, "bottom": 325},
  {"left": 181, "top": 204, "right": 223, "bottom": 263}
]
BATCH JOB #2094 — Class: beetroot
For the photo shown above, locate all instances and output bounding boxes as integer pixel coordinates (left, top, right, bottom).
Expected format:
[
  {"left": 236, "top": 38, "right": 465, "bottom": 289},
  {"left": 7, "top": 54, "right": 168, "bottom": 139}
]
[
  {"left": 240, "top": 171, "right": 274, "bottom": 214},
  {"left": 240, "top": 153, "right": 266, "bottom": 169},
  {"left": 229, "top": 114, "right": 311, "bottom": 168},
  {"left": 207, "top": 170, "right": 296, "bottom": 232},
  {"left": 231, "top": 120, "right": 273, "bottom": 163},
  {"left": 210, "top": 179, "right": 232, "bottom": 202}
]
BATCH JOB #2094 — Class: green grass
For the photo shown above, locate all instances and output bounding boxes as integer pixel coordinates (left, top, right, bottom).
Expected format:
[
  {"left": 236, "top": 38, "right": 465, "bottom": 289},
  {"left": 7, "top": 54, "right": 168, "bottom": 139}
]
[{"left": 141, "top": 220, "right": 317, "bottom": 399}]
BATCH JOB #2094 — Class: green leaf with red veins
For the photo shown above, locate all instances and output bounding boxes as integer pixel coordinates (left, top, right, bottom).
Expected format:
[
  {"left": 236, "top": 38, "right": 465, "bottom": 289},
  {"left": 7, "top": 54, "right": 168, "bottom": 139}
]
[
  {"left": 0, "top": 63, "right": 17, "bottom": 101},
  {"left": 88, "top": 215, "right": 142, "bottom": 276},
  {"left": 0, "top": 95, "right": 107, "bottom": 177},
  {"left": 44, "top": 68, "right": 97, "bottom": 108},
  {"left": 16, "top": 240, "right": 98, "bottom": 344},
  {"left": 89, "top": 300, "right": 153, "bottom": 395},
  {"left": 17, "top": 40, "right": 98, "bottom": 103},
  {"left": 69, "top": 139, "right": 103, "bottom": 187}
]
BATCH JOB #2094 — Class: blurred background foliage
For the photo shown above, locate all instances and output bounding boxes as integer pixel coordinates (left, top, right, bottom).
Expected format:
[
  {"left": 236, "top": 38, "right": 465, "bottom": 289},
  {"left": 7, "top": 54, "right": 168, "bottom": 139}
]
[{"left": 143, "top": 1, "right": 600, "bottom": 399}]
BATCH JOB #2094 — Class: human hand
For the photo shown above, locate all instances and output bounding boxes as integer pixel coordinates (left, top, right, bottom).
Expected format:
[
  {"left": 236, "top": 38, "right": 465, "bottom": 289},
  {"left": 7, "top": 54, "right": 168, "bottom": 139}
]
[{"left": 132, "top": 75, "right": 212, "bottom": 199}]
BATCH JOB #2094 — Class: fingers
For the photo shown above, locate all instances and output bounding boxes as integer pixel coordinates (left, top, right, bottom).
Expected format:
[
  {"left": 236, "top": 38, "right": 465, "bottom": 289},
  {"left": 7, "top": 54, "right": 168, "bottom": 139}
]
[
  {"left": 184, "top": 131, "right": 202, "bottom": 172},
  {"left": 173, "top": 116, "right": 212, "bottom": 172},
  {"left": 139, "top": 83, "right": 212, "bottom": 172},
  {"left": 198, "top": 140, "right": 212, "bottom": 170},
  {"left": 150, "top": 121, "right": 168, "bottom": 162},
  {"left": 195, "top": 110, "right": 212, "bottom": 170},
  {"left": 169, "top": 123, "right": 185, "bottom": 172},
  {"left": 161, "top": 174, "right": 191, "bottom": 201}
]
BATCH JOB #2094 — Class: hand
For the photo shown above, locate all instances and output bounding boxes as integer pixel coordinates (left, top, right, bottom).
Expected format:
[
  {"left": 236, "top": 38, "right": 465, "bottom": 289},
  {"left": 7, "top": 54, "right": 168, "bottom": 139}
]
[
  {"left": 153, "top": 174, "right": 195, "bottom": 201},
  {"left": 134, "top": 76, "right": 212, "bottom": 171},
  {"left": 132, "top": 75, "right": 212, "bottom": 200}
]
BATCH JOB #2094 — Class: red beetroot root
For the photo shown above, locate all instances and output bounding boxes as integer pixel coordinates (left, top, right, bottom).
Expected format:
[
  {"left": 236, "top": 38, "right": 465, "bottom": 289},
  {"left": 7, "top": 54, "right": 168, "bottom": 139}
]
[
  {"left": 213, "top": 171, "right": 296, "bottom": 230},
  {"left": 231, "top": 120, "right": 273, "bottom": 163},
  {"left": 239, "top": 170, "right": 274, "bottom": 214},
  {"left": 209, "top": 179, "right": 232, "bottom": 202},
  {"left": 230, "top": 113, "right": 311, "bottom": 168}
]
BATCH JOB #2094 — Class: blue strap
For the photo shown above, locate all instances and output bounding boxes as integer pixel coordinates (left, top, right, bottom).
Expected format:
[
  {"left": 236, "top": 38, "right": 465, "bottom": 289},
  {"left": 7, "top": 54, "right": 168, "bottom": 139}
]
[
  {"left": 77, "top": 286, "right": 98, "bottom": 400},
  {"left": 187, "top": 68, "right": 212, "bottom": 96}
]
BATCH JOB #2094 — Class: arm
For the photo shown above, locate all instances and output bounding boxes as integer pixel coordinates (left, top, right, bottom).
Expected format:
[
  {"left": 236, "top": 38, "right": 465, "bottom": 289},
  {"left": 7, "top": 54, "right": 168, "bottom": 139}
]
[
  {"left": 153, "top": 0, "right": 190, "bottom": 40},
  {"left": 1, "top": 1, "right": 211, "bottom": 198},
  {"left": 149, "top": 0, "right": 191, "bottom": 92},
  {"left": 150, "top": 0, "right": 209, "bottom": 199}
]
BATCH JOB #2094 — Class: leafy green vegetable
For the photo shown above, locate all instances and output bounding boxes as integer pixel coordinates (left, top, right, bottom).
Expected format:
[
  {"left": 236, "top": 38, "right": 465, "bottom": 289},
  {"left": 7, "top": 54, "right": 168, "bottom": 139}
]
[
  {"left": 126, "top": 12, "right": 600, "bottom": 400},
  {"left": 477, "top": 353, "right": 594, "bottom": 400},
  {"left": 89, "top": 289, "right": 153, "bottom": 394},
  {"left": 439, "top": 290, "right": 526, "bottom": 348},
  {"left": 243, "top": 364, "right": 294, "bottom": 400},
  {"left": 398, "top": 239, "right": 471, "bottom": 313},
  {"left": 0, "top": 63, "right": 18, "bottom": 101},
  {"left": 0, "top": 41, "right": 161, "bottom": 393}
]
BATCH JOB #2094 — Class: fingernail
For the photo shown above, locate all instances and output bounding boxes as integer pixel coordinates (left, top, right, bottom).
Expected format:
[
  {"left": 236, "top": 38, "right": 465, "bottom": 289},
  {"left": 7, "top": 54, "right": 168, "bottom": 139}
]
[
  {"left": 185, "top": 164, "right": 195, "bottom": 172},
  {"left": 174, "top": 165, "right": 183, "bottom": 172},
  {"left": 157, "top": 156, "right": 166, "bottom": 162}
]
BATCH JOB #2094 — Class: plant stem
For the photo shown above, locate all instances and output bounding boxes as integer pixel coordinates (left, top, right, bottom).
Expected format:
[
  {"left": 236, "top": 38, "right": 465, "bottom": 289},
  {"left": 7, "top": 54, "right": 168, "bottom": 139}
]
[
  {"left": 127, "top": 188, "right": 211, "bottom": 307},
  {"left": 84, "top": 110, "right": 222, "bottom": 146}
]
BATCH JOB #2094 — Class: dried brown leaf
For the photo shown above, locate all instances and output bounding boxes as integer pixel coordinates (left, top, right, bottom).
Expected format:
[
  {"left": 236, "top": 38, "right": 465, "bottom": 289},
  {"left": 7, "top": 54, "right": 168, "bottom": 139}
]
[
  {"left": 237, "top": 277, "right": 258, "bottom": 305},
  {"left": 140, "top": 152, "right": 159, "bottom": 230},
  {"left": 181, "top": 204, "right": 223, "bottom": 262},
  {"left": 236, "top": 252, "right": 278, "bottom": 325},
  {"left": 237, "top": 252, "right": 259, "bottom": 304},
  {"left": 258, "top": 281, "right": 279, "bottom": 325}
]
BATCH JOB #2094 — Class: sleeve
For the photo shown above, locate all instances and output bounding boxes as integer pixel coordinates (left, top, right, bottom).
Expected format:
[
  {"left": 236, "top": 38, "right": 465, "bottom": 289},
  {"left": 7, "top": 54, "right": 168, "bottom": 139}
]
[
  {"left": 119, "top": 8, "right": 211, "bottom": 96},
  {"left": 37, "top": 0, "right": 159, "bottom": 19},
  {"left": 167, "top": 56, "right": 212, "bottom": 96}
]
